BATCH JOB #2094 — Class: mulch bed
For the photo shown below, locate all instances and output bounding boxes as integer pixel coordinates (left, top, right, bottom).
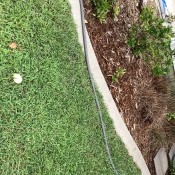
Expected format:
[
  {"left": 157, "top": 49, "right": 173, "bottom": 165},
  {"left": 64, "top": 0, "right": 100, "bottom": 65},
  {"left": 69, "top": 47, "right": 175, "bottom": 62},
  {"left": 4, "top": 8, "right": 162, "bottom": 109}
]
[{"left": 83, "top": 0, "right": 175, "bottom": 174}]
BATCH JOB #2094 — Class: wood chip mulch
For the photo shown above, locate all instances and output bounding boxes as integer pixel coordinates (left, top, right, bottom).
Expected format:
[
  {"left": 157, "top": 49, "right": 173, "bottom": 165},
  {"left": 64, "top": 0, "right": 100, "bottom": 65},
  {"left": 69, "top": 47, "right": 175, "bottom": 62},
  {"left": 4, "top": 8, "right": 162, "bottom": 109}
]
[{"left": 83, "top": 0, "right": 175, "bottom": 174}]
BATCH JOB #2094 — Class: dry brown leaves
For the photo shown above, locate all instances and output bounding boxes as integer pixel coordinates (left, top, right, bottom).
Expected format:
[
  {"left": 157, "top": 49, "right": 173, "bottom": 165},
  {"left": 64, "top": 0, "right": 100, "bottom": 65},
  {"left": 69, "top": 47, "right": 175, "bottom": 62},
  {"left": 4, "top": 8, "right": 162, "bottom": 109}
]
[{"left": 9, "top": 42, "right": 17, "bottom": 49}]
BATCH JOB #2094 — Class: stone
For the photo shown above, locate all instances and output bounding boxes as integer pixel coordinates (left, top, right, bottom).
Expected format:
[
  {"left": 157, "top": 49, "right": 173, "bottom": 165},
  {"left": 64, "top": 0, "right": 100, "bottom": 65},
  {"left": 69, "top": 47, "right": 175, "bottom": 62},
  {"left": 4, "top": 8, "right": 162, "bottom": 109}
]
[
  {"left": 170, "top": 39, "right": 175, "bottom": 51},
  {"left": 154, "top": 148, "right": 168, "bottom": 175},
  {"left": 172, "top": 21, "right": 175, "bottom": 33},
  {"left": 169, "top": 144, "right": 175, "bottom": 161}
]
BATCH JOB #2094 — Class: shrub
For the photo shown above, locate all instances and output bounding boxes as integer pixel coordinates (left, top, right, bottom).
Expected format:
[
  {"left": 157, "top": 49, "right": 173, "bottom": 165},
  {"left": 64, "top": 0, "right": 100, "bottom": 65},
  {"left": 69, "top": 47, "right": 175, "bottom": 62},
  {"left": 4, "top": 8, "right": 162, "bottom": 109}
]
[
  {"left": 170, "top": 159, "right": 175, "bottom": 175},
  {"left": 92, "top": 0, "right": 110, "bottom": 22},
  {"left": 112, "top": 67, "right": 126, "bottom": 82},
  {"left": 167, "top": 113, "right": 175, "bottom": 121},
  {"left": 128, "top": 7, "right": 175, "bottom": 75},
  {"left": 113, "top": 1, "right": 120, "bottom": 17},
  {"left": 92, "top": 0, "right": 118, "bottom": 22}
]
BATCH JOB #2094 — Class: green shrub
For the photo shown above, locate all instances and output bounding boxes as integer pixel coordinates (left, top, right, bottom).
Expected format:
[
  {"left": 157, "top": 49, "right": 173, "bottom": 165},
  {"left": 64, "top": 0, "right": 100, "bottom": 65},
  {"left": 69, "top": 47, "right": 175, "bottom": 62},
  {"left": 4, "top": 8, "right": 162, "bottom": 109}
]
[
  {"left": 92, "top": 0, "right": 118, "bottom": 22},
  {"left": 167, "top": 113, "right": 175, "bottom": 121},
  {"left": 128, "top": 7, "right": 175, "bottom": 75},
  {"left": 92, "top": 0, "right": 110, "bottom": 22},
  {"left": 170, "top": 159, "right": 175, "bottom": 175},
  {"left": 113, "top": 1, "right": 120, "bottom": 17},
  {"left": 112, "top": 67, "right": 126, "bottom": 82}
]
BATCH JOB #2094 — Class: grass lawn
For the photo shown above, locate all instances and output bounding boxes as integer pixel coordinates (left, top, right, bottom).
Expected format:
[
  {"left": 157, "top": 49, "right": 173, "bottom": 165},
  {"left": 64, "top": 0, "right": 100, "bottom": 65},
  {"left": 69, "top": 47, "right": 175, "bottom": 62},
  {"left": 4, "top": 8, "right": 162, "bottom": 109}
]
[{"left": 0, "top": 0, "right": 140, "bottom": 174}]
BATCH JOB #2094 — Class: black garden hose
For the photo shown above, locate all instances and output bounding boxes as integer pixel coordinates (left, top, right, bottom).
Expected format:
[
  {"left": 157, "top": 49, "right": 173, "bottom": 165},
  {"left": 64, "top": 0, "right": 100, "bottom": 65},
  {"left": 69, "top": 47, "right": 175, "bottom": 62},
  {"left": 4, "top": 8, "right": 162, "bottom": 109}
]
[{"left": 79, "top": 0, "right": 120, "bottom": 175}]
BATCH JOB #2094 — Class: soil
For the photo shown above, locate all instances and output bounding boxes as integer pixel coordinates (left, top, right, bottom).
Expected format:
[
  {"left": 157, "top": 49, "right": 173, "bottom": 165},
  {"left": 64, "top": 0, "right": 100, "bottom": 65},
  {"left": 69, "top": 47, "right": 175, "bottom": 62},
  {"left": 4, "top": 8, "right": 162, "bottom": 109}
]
[{"left": 83, "top": 0, "right": 175, "bottom": 174}]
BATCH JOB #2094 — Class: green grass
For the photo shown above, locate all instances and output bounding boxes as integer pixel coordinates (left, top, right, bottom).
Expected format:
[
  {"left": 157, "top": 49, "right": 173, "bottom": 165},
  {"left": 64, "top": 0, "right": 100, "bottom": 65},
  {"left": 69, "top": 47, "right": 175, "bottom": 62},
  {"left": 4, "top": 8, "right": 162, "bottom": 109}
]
[{"left": 0, "top": 0, "right": 140, "bottom": 174}]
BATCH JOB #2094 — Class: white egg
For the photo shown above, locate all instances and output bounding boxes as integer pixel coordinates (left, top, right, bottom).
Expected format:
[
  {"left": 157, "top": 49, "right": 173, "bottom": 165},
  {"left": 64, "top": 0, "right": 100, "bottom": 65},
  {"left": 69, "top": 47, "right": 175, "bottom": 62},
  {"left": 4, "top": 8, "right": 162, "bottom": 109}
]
[{"left": 13, "top": 73, "right": 22, "bottom": 84}]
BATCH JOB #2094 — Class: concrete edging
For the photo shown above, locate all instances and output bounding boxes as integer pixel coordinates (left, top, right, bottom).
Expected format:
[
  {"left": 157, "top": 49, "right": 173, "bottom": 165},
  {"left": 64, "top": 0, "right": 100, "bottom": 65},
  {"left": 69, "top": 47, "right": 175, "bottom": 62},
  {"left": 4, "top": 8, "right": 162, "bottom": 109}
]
[{"left": 68, "top": 1, "right": 151, "bottom": 175}]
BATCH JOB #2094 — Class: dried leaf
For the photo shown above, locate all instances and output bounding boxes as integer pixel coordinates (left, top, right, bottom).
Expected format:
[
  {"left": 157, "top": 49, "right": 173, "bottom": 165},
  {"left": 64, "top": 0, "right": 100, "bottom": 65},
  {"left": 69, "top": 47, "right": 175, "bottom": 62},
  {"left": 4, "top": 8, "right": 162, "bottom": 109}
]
[{"left": 9, "top": 42, "right": 17, "bottom": 49}]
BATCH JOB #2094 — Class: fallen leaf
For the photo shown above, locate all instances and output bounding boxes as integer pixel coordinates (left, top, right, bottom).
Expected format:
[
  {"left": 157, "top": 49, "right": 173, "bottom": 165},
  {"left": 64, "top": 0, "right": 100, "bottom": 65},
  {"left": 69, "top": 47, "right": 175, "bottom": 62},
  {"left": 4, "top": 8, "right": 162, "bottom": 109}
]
[
  {"left": 9, "top": 42, "right": 17, "bottom": 49},
  {"left": 84, "top": 19, "right": 88, "bottom": 24}
]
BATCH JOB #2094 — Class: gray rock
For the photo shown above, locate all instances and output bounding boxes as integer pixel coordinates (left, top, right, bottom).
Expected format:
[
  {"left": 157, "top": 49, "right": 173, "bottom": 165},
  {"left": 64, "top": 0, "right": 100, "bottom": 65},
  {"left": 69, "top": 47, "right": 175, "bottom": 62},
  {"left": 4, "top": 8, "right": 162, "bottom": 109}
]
[
  {"left": 154, "top": 148, "right": 168, "bottom": 175},
  {"left": 171, "top": 40, "right": 175, "bottom": 51},
  {"left": 169, "top": 144, "right": 175, "bottom": 161}
]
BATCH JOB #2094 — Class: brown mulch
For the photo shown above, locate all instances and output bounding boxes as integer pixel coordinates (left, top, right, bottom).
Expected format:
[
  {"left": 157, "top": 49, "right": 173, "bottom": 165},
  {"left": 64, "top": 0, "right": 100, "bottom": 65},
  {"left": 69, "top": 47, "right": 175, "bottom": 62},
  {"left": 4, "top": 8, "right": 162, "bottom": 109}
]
[{"left": 83, "top": 0, "right": 175, "bottom": 174}]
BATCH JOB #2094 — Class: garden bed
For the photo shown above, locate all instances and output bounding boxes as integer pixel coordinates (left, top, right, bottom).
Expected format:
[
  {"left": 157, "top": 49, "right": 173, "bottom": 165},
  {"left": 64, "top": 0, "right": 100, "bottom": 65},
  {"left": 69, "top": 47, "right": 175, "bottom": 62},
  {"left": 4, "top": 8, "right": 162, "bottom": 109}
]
[{"left": 83, "top": 0, "right": 175, "bottom": 174}]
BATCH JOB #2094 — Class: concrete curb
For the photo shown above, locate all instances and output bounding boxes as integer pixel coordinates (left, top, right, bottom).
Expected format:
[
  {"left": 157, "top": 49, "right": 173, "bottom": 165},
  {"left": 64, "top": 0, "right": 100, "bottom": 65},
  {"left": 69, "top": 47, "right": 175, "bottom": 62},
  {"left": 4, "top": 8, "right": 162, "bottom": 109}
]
[{"left": 68, "top": 1, "right": 151, "bottom": 175}]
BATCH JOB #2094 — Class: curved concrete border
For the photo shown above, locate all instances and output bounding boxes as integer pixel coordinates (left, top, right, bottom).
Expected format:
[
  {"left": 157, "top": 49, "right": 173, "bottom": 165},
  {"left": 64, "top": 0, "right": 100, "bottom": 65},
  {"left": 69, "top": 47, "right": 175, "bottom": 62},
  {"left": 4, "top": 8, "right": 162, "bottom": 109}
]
[{"left": 68, "top": 1, "right": 151, "bottom": 175}]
